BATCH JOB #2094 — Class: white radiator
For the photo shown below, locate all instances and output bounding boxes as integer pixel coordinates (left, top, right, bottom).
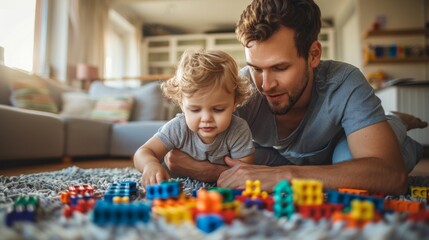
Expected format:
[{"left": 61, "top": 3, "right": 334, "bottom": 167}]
[{"left": 376, "top": 84, "right": 429, "bottom": 145}]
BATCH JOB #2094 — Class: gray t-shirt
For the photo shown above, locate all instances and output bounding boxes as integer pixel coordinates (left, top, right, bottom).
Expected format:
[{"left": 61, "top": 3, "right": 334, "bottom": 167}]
[
  {"left": 155, "top": 113, "right": 255, "bottom": 165},
  {"left": 236, "top": 60, "right": 386, "bottom": 165}
]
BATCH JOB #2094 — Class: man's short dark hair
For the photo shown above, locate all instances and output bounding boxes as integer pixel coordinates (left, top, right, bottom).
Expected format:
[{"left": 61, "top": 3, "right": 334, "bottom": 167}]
[{"left": 236, "top": 0, "right": 321, "bottom": 58}]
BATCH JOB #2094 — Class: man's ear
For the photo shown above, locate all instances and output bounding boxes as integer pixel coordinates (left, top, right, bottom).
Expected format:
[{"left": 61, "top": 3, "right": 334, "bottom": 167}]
[{"left": 308, "top": 41, "right": 321, "bottom": 68}]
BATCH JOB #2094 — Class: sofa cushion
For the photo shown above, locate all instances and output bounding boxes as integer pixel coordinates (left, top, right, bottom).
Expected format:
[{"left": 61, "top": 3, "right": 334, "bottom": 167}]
[
  {"left": 60, "top": 92, "right": 95, "bottom": 118},
  {"left": 90, "top": 95, "right": 134, "bottom": 123},
  {"left": 88, "top": 81, "right": 165, "bottom": 121},
  {"left": 9, "top": 80, "right": 59, "bottom": 113}
]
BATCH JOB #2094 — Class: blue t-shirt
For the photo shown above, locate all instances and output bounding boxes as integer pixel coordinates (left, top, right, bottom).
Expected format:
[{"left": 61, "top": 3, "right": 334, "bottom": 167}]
[{"left": 236, "top": 60, "right": 386, "bottom": 165}]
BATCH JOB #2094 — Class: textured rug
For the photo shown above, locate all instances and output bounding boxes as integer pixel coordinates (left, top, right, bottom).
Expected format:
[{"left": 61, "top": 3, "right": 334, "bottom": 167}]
[{"left": 0, "top": 166, "right": 428, "bottom": 240}]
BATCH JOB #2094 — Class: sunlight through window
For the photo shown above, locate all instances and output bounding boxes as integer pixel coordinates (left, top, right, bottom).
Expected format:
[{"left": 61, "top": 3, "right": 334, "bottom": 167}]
[{"left": 0, "top": 0, "right": 36, "bottom": 71}]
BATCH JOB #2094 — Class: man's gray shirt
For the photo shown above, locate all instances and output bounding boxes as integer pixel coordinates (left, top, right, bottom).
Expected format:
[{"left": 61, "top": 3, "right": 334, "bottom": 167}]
[
  {"left": 236, "top": 60, "right": 386, "bottom": 165},
  {"left": 155, "top": 113, "right": 255, "bottom": 165}
]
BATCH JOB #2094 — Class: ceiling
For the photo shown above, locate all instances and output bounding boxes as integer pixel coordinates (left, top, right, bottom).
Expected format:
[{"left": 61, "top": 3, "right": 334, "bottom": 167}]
[{"left": 111, "top": 0, "right": 350, "bottom": 34}]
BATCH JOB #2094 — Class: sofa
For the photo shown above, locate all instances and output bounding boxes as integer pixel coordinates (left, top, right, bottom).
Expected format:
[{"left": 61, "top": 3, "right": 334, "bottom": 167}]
[{"left": 0, "top": 64, "right": 179, "bottom": 163}]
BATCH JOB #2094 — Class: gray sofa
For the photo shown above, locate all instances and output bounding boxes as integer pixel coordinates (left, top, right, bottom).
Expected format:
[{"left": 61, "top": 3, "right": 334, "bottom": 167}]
[{"left": 0, "top": 64, "right": 178, "bottom": 163}]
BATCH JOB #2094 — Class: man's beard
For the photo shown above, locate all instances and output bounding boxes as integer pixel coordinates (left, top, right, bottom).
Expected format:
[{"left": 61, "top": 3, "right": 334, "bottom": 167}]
[{"left": 268, "top": 68, "right": 310, "bottom": 115}]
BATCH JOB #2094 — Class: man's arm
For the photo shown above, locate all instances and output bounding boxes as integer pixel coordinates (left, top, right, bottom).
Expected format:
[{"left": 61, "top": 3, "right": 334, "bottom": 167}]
[
  {"left": 218, "top": 121, "right": 408, "bottom": 195},
  {"left": 164, "top": 149, "right": 229, "bottom": 182}
]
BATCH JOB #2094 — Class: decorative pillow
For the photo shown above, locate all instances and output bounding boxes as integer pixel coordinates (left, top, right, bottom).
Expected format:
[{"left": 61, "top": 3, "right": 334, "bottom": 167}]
[
  {"left": 60, "top": 92, "right": 96, "bottom": 118},
  {"left": 88, "top": 81, "right": 165, "bottom": 121},
  {"left": 90, "top": 95, "right": 134, "bottom": 123},
  {"left": 10, "top": 80, "right": 59, "bottom": 113}
]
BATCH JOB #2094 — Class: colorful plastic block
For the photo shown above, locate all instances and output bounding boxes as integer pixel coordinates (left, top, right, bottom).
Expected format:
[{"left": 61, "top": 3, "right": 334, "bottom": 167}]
[
  {"left": 297, "top": 203, "right": 343, "bottom": 221},
  {"left": 146, "top": 181, "right": 181, "bottom": 200},
  {"left": 338, "top": 188, "right": 369, "bottom": 196},
  {"left": 104, "top": 181, "right": 137, "bottom": 202},
  {"left": 410, "top": 186, "right": 427, "bottom": 198},
  {"left": 196, "top": 214, "right": 224, "bottom": 233},
  {"left": 273, "top": 180, "right": 294, "bottom": 218},
  {"left": 292, "top": 179, "right": 323, "bottom": 206},
  {"left": 242, "top": 180, "right": 268, "bottom": 199},
  {"left": 153, "top": 205, "right": 192, "bottom": 224},
  {"left": 384, "top": 199, "right": 424, "bottom": 213},
  {"left": 196, "top": 189, "right": 222, "bottom": 213},
  {"left": 5, "top": 196, "right": 39, "bottom": 226},
  {"left": 350, "top": 200, "right": 375, "bottom": 221},
  {"left": 92, "top": 200, "right": 151, "bottom": 225}
]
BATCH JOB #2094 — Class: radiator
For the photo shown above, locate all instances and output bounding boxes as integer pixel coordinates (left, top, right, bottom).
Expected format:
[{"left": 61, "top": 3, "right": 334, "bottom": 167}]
[{"left": 376, "top": 84, "right": 429, "bottom": 146}]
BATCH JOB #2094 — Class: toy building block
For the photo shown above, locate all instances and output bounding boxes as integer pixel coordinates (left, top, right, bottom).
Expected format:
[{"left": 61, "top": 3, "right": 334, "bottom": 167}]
[
  {"left": 5, "top": 196, "right": 40, "bottom": 226},
  {"left": 196, "top": 214, "right": 224, "bottom": 233},
  {"left": 410, "top": 186, "right": 427, "bottom": 198},
  {"left": 60, "top": 184, "right": 95, "bottom": 205},
  {"left": 153, "top": 205, "right": 192, "bottom": 225},
  {"left": 297, "top": 203, "right": 343, "bottom": 221},
  {"left": 196, "top": 189, "right": 222, "bottom": 213},
  {"left": 63, "top": 198, "right": 96, "bottom": 218},
  {"left": 291, "top": 179, "right": 323, "bottom": 206},
  {"left": 338, "top": 188, "right": 369, "bottom": 196},
  {"left": 384, "top": 199, "right": 424, "bottom": 213},
  {"left": 146, "top": 181, "right": 181, "bottom": 200},
  {"left": 92, "top": 200, "right": 151, "bottom": 225},
  {"left": 104, "top": 181, "right": 137, "bottom": 202},
  {"left": 209, "top": 188, "right": 234, "bottom": 203},
  {"left": 273, "top": 180, "right": 294, "bottom": 218},
  {"left": 325, "top": 190, "right": 384, "bottom": 212},
  {"left": 350, "top": 200, "right": 375, "bottom": 221},
  {"left": 242, "top": 180, "right": 268, "bottom": 199}
]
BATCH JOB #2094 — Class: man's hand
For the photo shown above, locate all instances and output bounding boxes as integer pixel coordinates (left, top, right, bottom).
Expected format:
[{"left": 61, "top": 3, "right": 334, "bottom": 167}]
[
  {"left": 217, "top": 157, "right": 292, "bottom": 192},
  {"left": 164, "top": 149, "right": 228, "bottom": 182}
]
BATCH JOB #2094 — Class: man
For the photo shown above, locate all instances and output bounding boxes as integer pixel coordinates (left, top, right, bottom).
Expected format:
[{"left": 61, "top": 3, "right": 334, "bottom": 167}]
[{"left": 164, "top": 0, "right": 426, "bottom": 195}]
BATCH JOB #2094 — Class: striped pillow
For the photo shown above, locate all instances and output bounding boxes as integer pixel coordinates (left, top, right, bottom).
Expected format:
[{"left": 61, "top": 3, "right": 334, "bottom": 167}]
[
  {"left": 10, "top": 80, "right": 59, "bottom": 113},
  {"left": 90, "top": 95, "right": 134, "bottom": 123}
]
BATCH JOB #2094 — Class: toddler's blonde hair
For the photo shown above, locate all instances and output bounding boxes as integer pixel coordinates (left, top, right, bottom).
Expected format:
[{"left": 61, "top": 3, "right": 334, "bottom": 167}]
[{"left": 161, "top": 49, "right": 254, "bottom": 106}]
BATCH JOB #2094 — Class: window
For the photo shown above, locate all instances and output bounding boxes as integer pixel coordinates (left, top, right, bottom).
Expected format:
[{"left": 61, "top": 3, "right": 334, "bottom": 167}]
[{"left": 0, "top": 0, "right": 36, "bottom": 71}]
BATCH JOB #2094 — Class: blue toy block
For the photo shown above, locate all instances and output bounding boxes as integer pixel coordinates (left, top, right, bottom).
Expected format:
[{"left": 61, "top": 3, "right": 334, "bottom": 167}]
[
  {"left": 92, "top": 200, "right": 151, "bottom": 225},
  {"left": 325, "top": 190, "right": 384, "bottom": 212},
  {"left": 245, "top": 198, "right": 264, "bottom": 209},
  {"left": 146, "top": 181, "right": 181, "bottom": 200},
  {"left": 196, "top": 214, "right": 224, "bottom": 233},
  {"left": 104, "top": 181, "right": 138, "bottom": 202},
  {"left": 5, "top": 196, "right": 39, "bottom": 227}
]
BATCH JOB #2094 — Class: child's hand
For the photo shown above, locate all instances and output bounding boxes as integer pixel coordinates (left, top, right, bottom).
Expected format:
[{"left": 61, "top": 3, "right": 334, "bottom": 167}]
[{"left": 141, "top": 162, "right": 171, "bottom": 186}]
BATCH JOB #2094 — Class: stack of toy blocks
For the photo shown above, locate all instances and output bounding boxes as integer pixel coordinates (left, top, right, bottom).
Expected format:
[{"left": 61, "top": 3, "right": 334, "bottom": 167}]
[
  {"left": 91, "top": 181, "right": 151, "bottom": 225},
  {"left": 292, "top": 179, "right": 343, "bottom": 221},
  {"left": 60, "top": 184, "right": 96, "bottom": 218},
  {"left": 5, "top": 196, "right": 39, "bottom": 226},
  {"left": 236, "top": 180, "right": 274, "bottom": 211}
]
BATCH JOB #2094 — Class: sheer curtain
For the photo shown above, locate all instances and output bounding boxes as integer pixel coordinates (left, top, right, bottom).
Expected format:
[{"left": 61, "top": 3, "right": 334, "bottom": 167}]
[
  {"left": 68, "top": 0, "right": 108, "bottom": 83},
  {"left": 33, "top": 0, "right": 108, "bottom": 84}
]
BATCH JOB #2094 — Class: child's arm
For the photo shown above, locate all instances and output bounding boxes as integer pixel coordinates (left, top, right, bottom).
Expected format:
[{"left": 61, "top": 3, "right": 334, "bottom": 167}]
[
  {"left": 236, "top": 153, "right": 254, "bottom": 164},
  {"left": 133, "top": 136, "right": 171, "bottom": 186}
]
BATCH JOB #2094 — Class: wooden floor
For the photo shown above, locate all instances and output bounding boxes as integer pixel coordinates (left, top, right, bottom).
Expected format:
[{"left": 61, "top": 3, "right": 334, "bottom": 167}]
[{"left": 1, "top": 157, "right": 428, "bottom": 177}]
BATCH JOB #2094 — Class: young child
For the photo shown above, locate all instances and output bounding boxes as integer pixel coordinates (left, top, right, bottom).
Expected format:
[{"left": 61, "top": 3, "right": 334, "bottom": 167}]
[{"left": 133, "top": 49, "right": 255, "bottom": 186}]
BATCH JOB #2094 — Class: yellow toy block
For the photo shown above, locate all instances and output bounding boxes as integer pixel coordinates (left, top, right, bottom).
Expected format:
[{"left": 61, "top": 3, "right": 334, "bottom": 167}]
[
  {"left": 410, "top": 186, "right": 427, "bottom": 198},
  {"left": 350, "top": 200, "right": 374, "bottom": 221},
  {"left": 291, "top": 179, "right": 323, "bottom": 206},
  {"left": 154, "top": 206, "right": 192, "bottom": 224},
  {"left": 242, "top": 180, "right": 268, "bottom": 199}
]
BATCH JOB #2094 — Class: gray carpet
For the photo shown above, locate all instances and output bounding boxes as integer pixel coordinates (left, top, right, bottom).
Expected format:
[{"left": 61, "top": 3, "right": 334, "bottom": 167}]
[{"left": 0, "top": 166, "right": 428, "bottom": 240}]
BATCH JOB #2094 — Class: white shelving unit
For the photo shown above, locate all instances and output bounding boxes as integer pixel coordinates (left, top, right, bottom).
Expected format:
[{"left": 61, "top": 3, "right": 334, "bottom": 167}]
[{"left": 142, "top": 28, "right": 335, "bottom": 75}]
